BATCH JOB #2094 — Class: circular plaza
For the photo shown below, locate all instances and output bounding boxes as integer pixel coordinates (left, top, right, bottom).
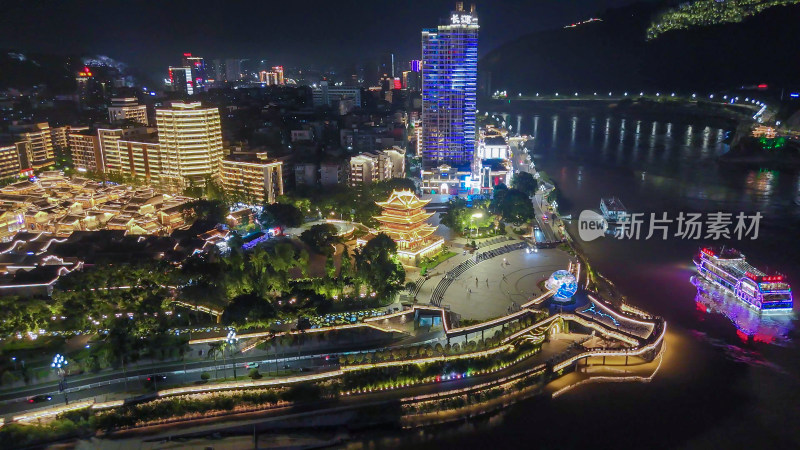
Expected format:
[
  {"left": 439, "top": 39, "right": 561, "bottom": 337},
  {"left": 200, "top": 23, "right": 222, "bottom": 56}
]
[{"left": 419, "top": 241, "right": 572, "bottom": 321}]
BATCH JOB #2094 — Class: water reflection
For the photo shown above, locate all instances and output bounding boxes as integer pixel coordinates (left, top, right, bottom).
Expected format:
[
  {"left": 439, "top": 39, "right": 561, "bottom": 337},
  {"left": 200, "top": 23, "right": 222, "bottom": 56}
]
[
  {"left": 552, "top": 115, "right": 559, "bottom": 148},
  {"left": 692, "top": 278, "right": 793, "bottom": 345},
  {"left": 498, "top": 111, "right": 800, "bottom": 212},
  {"left": 570, "top": 116, "right": 578, "bottom": 152}
]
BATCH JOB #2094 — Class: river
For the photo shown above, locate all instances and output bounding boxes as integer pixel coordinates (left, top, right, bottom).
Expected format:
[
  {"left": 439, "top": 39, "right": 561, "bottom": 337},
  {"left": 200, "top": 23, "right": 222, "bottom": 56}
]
[{"left": 342, "top": 110, "right": 800, "bottom": 449}]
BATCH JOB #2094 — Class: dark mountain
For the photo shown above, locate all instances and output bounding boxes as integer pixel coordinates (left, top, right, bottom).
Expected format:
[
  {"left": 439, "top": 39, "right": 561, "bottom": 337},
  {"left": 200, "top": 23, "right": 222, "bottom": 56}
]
[
  {"left": 0, "top": 51, "right": 151, "bottom": 94},
  {"left": 0, "top": 51, "right": 80, "bottom": 93},
  {"left": 480, "top": 2, "right": 800, "bottom": 94}
]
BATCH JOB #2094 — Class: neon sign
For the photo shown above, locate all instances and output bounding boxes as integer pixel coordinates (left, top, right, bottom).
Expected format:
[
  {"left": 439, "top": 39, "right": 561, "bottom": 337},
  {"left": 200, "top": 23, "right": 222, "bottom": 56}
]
[{"left": 450, "top": 14, "right": 475, "bottom": 25}]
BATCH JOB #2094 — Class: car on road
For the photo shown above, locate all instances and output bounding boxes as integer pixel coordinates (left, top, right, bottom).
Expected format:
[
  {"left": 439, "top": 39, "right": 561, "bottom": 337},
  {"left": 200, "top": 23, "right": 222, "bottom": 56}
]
[
  {"left": 244, "top": 362, "right": 259, "bottom": 369},
  {"left": 144, "top": 374, "right": 167, "bottom": 387},
  {"left": 28, "top": 394, "right": 52, "bottom": 403}
]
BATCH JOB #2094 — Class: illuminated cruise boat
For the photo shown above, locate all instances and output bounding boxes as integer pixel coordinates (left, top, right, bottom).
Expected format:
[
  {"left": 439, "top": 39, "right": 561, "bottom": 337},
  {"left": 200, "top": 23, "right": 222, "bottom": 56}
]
[
  {"left": 600, "top": 197, "right": 628, "bottom": 223},
  {"left": 693, "top": 247, "right": 793, "bottom": 314}
]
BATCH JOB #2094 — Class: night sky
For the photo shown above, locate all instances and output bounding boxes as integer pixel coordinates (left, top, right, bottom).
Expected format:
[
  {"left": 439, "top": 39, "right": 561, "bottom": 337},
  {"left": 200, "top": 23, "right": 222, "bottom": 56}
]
[{"left": 0, "top": 0, "right": 640, "bottom": 78}]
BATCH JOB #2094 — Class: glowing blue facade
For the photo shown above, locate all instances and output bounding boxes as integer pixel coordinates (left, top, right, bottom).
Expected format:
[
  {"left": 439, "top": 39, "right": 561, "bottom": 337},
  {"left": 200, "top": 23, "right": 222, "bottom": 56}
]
[{"left": 421, "top": 7, "right": 479, "bottom": 169}]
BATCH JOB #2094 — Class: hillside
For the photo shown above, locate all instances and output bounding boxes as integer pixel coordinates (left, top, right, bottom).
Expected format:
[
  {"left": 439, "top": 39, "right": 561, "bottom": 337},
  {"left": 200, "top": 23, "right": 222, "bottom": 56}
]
[
  {"left": 480, "top": 1, "right": 800, "bottom": 93},
  {"left": 647, "top": 0, "right": 800, "bottom": 39}
]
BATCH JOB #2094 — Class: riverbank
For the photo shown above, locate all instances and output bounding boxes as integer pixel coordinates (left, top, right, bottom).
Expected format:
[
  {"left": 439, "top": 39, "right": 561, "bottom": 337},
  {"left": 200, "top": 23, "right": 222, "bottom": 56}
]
[
  {"left": 484, "top": 97, "right": 755, "bottom": 125},
  {"left": 720, "top": 135, "right": 800, "bottom": 169}
]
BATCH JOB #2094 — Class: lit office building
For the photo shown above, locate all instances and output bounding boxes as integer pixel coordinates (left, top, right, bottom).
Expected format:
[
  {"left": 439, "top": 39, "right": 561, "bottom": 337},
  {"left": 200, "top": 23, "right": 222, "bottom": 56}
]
[
  {"left": 272, "top": 66, "right": 284, "bottom": 84},
  {"left": 221, "top": 153, "right": 284, "bottom": 204},
  {"left": 259, "top": 71, "right": 279, "bottom": 85},
  {"left": 97, "top": 126, "right": 154, "bottom": 173},
  {"left": 68, "top": 130, "right": 104, "bottom": 173},
  {"left": 155, "top": 102, "right": 223, "bottom": 188},
  {"left": 97, "top": 128, "right": 126, "bottom": 172},
  {"left": 312, "top": 81, "right": 361, "bottom": 108},
  {"left": 168, "top": 67, "right": 194, "bottom": 95},
  {"left": 259, "top": 66, "right": 285, "bottom": 85},
  {"left": 10, "top": 123, "right": 54, "bottom": 170},
  {"left": 182, "top": 53, "right": 207, "bottom": 90},
  {"left": 108, "top": 97, "right": 148, "bottom": 125},
  {"left": 477, "top": 136, "right": 509, "bottom": 160},
  {"left": 402, "top": 70, "right": 421, "bottom": 91},
  {"left": 421, "top": 2, "right": 479, "bottom": 168},
  {"left": 115, "top": 138, "right": 162, "bottom": 184},
  {"left": 51, "top": 126, "right": 70, "bottom": 151},
  {"left": 348, "top": 148, "right": 405, "bottom": 186},
  {"left": 349, "top": 152, "right": 390, "bottom": 186},
  {"left": 75, "top": 66, "right": 105, "bottom": 109},
  {"left": 0, "top": 145, "right": 22, "bottom": 180}
]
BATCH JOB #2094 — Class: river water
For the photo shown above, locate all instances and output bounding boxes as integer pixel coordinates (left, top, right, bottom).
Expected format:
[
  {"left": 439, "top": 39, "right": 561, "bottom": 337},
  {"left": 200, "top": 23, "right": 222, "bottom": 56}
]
[{"left": 343, "top": 111, "right": 800, "bottom": 449}]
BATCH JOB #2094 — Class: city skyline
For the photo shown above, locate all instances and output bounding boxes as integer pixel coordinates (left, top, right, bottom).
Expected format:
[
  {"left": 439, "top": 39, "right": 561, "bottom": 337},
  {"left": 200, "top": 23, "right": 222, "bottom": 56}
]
[
  {"left": 0, "top": 0, "right": 639, "bottom": 80},
  {"left": 0, "top": 1, "right": 799, "bottom": 448}
]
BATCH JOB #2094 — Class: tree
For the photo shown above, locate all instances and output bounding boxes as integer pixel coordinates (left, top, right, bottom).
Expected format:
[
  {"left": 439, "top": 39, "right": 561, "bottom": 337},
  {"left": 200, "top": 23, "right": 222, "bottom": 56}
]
[
  {"left": 354, "top": 233, "right": 405, "bottom": 297},
  {"left": 221, "top": 294, "right": 275, "bottom": 325},
  {"left": 440, "top": 197, "right": 470, "bottom": 231},
  {"left": 511, "top": 172, "right": 537, "bottom": 197},
  {"left": 491, "top": 188, "right": 534, "bottom": 224},
  {"left": 222, "top": 293, "right": 276, "bottom": 325},
  {"left": 259, "top": 203, "right": 304, "bottom": 229},
  {"left": 300, "top": 223, "right": 339, "bottom": 255},
  {"left": 182, "top": 199, "right": 227, "bottom": 228}
]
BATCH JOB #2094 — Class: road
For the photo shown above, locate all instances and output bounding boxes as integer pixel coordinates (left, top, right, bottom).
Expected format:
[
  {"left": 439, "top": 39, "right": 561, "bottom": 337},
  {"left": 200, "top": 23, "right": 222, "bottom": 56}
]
[
  {"left": 95, "top": 334, "right": 588, "bottom": 444},
  {"left": 0, "top": 351, "right": 337, "bottom": 418},
  {"left": 509, "top": 137, "right": 561, "bottom": 244}
]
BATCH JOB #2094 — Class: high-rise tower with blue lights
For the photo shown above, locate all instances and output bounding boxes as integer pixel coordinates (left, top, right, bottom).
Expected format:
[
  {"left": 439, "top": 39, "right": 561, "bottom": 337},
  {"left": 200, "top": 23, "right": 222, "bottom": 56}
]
[{"left": 421, "top": 2, "right": 479, "bottom": 169}]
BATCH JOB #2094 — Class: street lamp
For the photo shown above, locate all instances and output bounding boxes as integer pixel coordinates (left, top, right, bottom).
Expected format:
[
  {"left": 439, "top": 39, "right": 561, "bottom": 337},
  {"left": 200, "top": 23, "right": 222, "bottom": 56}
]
[
  {"left": 225, "top": 330, "right": 238, "bottom": 379},
  {"left": 51, "top": 354, "right": 68, "bottom": 404},
  {"left": 471, "top": 213, "right": 482, "bottom": 238}
]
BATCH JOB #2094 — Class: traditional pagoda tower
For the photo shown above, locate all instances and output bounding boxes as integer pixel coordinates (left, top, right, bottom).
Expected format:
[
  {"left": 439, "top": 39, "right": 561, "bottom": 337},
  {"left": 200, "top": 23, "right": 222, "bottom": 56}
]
[{"left": 374, "top": 190, "right": 444, "bottom": 265}]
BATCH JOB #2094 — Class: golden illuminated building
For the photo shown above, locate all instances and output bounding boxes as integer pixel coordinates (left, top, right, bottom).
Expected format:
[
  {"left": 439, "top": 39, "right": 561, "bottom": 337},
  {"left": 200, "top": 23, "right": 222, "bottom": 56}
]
[
  {"left": 68, "top": 130, "right": 104, "bottom": 173},
  {"left": 374, "top": 190, "right": 443, "bottom": 265},
  {"left": 10, "top": 123, "right": 54, "bottom": 170},
  {"left": 221, "top": 153, "right": 284, "bottom": 204},
  {"left": 155, "top": 102, "right": 223, "bottom": 189},
  {"left": 0, "top": 145, "right": 22, "bottom": 180}
]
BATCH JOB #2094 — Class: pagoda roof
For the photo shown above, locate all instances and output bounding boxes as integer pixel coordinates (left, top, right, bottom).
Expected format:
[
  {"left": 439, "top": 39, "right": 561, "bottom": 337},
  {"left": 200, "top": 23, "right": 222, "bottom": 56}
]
[
  {"left": 381, "top": 225, "right": 438, "bottom": 242},
  {"left": 375, "top": 210, "right": 435, "bottom": 225},
  {"left": 375, "top": 190, "right": 431, "bottom": 210}
]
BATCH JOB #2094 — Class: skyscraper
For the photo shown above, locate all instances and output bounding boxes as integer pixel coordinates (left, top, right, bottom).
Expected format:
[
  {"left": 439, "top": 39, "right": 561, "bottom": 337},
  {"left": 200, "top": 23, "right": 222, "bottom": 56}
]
[
  {"left": 156, "top": 102, "right": 223, "bottom": 189},
  {"left": 168, "top": 67, "right": 194, "bottom": 95},
  {"left": 421, "top": 2, "right": 478, "bottom": 169},
  {"left": 182, "top": 53, "right": 207, "bottom": 91}
]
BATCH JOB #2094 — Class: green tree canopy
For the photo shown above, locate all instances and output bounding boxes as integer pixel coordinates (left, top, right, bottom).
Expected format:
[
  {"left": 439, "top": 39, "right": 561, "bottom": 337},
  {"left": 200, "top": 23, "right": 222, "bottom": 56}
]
[
  {"left": 491, "top": 188, "right": 534, "bottom": 224},
  {"left": 355, "top": 233, "right": 405, "bottom": 297},
  {"left": 259, "top": 203, "right": 304, "bottom": 229},
  {"left": 511, "top": 172, "right": 537, "bottom": 197},
  {"left": 222, "top": 293, "right": 276, "bottom": 325},
  {"left": 300, "top": 223, "right": 340, "bottom": 256}
]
